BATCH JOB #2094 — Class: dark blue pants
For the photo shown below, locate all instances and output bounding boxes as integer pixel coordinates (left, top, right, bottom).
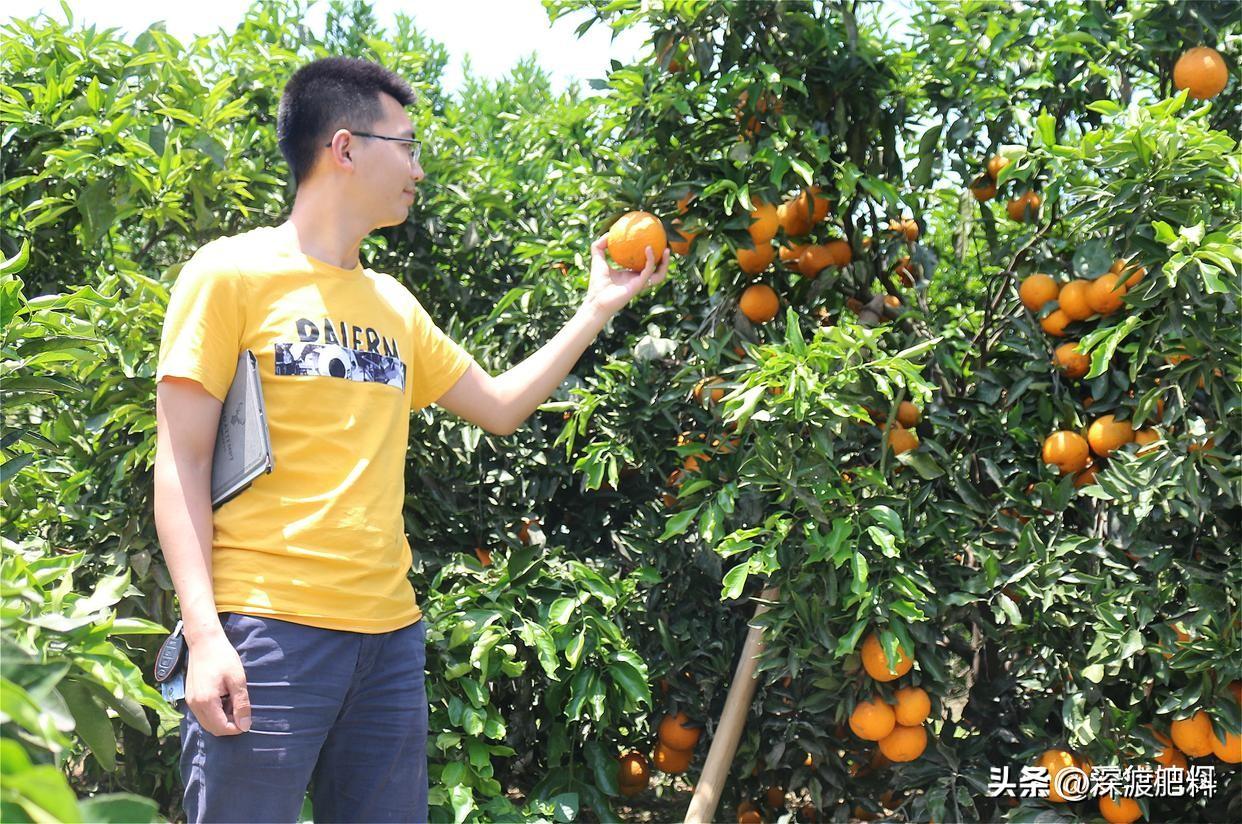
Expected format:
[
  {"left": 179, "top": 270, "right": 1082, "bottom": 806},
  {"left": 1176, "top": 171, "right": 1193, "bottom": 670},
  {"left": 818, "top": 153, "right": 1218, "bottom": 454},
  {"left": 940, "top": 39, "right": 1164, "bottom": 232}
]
[{"left": 179, "top": 612, "right": 429, "bottom": 823}]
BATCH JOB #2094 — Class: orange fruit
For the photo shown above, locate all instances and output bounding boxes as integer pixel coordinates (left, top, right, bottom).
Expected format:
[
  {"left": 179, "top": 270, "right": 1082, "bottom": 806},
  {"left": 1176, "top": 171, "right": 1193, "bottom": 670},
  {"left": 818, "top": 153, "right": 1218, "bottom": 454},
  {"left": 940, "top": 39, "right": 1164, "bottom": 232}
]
[
  {"left": 1054, "top": 342, "right": 1090, "bottom": 379},
  {"left": 849, "top": 696, "right": 897, "bottom": 741},
  {"left": 1173, "top": 46, "right": 1229, "bottom": 99},
  {"left": 739, "top": 284, "right": 780, "bottom": 323},
  {"left": 617, "top": 751, "right": 650, "bottom": 793},
  {"left": 1099, "top": 795, "right": 1142, "bottom": 824},
  {"left": 986, "top": 154, "right": 1010, "bottom": 180},
  {"left": 737, "top": 810, "right": 762, "bottom": 824},
  {"left": 1007, "top": 191, "right": 1042, "bottom": 223},
  {"left": 896, "top": 401, "right": 921, "bottom": 427},
  {"left": 777, "top": 197, "right": 813, "bottom": 236},
  {"left": 889, "top": 218, "right": 919, "bottom": 241},
  {"left": 676, "top": 193, "right": 695, "bottom": 214},
  {"left": 1040, "top": 308, "right": 1072, "bottom": 337},
  {"left": 652, "top": 741, "right": 692, "bottom": 774},
  {"left": 892, "top": 686, "right": 931, "bottom": 725},
  {"left": 1113, "top": 258, "right": 1147, "bottom": 288},
  {"left": 885, "top": 425, "right": 919, "bottom": 455},
  {"left": 861, "top": 631, "right": 914, "bottom": 681},
  {"left": 1189, "top": 436, "right": 1216, "bottom": 454},
  {"left": 970, "top": 176, "right": 997, "bottom": 201},
  {"left": 517, "top": 517, "right": 540, "bottom": 544},
  {"left": 1019, "top": 273, "right": 1060, "bottom": 311},
  {"left": 1135, "top": 428, "right": 1160, "bottom": 457},
  {"left": 748, "top": 201, "right": 779, "bottom": 244},
  {"left": 658, "top": 711, "right": 701, "bottom": 751},
  {"left": 669, "top": 220, "right": 700, "bottom": 255},
  {"left": 797, "top": 245, "right": 834, "bottom": 278},
  {"left": 1042, "top": 431, "right": 1090, "bottom": 474},
  {"left": 894, "top": 256, "right": 915, "bottom": 286},
  {"left": 474, "top": 546, "right": 492, "bottom": 566},
  {"left": 1057, "top": 279, "right": 1094, "bottom": 320},
  {"left": 1211, "top": 725, "right": 1241, "bottom": 763},
  {"left": 779, "top": 243, "right": 808, "bottom": 267},
  {"left": 1038, "top": 749, "right": 1077, "bottom": 802},
  {"left": 1170, "top": 711, "right": 1214, "bottom": 757},
  {"left": 765, "top": 786, "right": 785, "bottom": 809},
  {"left": 1087, "top": 414, "right": 1136, "bottom": 457},
  {"left": 693, "top": 376, "right": 726, "bottom": 404},
  {"left": 1230, "top": 680, "right": 1241, "bottom": 706},
  {"left": 737, "top": 242, "right": 775, "bottom": 276},
  {"left": 1073, "top": 461, "right": 1099, "bottom": 489},
  {"left": 1086, "top": 273, "right": 1127, "bottom": 315},
  {"left": 883, "top": 295, "right": 901, "bottom": 310},
  {"left": 824, "top": 239, "right": 853, "bottom": 267},
  {"left": 878, "top": 724, "right": 927, "bottom": 762},
  {"left": 607, "top": 211, "right": 667, "bottom": 270}
]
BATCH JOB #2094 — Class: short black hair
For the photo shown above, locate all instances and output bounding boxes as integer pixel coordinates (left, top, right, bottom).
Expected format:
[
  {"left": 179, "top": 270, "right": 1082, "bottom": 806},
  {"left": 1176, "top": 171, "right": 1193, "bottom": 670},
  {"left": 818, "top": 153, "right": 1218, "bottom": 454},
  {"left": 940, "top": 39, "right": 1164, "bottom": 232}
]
[{"left": 276, "top": 57, "right": 416, "bottom": 187}]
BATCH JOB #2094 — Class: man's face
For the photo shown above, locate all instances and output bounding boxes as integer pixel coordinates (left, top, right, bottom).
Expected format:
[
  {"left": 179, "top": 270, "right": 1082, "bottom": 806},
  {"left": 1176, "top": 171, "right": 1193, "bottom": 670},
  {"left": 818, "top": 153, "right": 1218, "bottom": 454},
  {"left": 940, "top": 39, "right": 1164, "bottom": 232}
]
[{"left": 343, "top": 92, "right": 425, "bottom": 229}]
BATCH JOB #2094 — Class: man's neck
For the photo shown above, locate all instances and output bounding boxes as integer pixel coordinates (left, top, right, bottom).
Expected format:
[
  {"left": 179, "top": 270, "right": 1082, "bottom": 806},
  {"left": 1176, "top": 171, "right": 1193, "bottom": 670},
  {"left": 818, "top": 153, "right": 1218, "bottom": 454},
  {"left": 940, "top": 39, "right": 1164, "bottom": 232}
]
[{"left": 284, "top": 189, "right": 371, "bottom": 270}]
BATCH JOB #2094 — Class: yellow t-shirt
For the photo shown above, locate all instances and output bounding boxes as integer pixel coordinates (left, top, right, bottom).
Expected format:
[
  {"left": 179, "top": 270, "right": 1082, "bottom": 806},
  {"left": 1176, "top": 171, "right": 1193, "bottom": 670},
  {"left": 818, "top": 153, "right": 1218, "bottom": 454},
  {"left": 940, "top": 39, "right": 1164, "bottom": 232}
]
[{"left": 156, "top": 223, "right": 473, "bottom": 633}]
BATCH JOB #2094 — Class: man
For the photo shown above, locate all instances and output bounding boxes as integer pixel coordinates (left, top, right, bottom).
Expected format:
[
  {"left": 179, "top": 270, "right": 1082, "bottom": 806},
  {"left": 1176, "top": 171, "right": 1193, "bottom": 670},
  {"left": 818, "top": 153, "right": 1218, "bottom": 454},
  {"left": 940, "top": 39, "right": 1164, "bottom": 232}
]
[{"left": 153, "top": 56, "right": 669, "bottom": 823}]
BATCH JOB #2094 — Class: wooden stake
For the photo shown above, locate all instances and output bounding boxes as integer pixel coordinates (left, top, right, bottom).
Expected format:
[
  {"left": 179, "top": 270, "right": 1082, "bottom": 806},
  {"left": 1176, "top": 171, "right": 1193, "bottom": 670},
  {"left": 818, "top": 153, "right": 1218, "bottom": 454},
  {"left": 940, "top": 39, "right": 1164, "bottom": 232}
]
[{"left": 684, "top": 586, "right": 780, "bottom": 824}]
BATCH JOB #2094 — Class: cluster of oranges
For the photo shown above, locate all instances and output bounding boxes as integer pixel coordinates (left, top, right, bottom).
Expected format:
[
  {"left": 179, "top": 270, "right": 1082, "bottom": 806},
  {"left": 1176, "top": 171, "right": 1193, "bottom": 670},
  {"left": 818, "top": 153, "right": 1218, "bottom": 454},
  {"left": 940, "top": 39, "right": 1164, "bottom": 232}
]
[
  {"left": 968, "top": 153, "right": 1042, "bottom": 224},
  {"left": 1031, "top": 685, "right": 1240, "bottom": 824},
  {"left": 614, "top": 710, "right": 703, "bottom": 798},
  {"left": 847, "top": 632, "right": 932, "bottom": 764}
]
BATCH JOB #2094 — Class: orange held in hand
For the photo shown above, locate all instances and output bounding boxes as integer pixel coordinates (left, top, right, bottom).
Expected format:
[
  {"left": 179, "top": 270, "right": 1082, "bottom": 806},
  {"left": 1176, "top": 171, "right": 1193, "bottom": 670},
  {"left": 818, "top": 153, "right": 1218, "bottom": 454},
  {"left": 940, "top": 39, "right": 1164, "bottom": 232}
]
[{"left": 607, "top": 210, "right": 667, "bottom": 270}]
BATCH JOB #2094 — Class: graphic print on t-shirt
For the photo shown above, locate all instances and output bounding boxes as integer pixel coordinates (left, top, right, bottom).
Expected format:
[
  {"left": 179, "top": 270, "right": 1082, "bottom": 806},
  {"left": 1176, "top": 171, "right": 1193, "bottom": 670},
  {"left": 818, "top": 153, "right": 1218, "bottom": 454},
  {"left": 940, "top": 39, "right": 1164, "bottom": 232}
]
[{"left": 273, "top": 316, "right": 407, "bottom": 390}]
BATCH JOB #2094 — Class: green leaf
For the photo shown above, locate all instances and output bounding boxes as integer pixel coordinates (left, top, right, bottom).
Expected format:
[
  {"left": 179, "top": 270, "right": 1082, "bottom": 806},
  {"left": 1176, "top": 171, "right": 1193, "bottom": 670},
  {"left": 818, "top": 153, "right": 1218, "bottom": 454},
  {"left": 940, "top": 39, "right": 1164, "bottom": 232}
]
[
  {"left": 58, "top": 680, "right": 117, "bottom": 771},
  {"left": 722, "top": 563, "right": 749, "bottom": 600},
  {"left": 76, "top": 180, "right": 116, "bottom": 246}
]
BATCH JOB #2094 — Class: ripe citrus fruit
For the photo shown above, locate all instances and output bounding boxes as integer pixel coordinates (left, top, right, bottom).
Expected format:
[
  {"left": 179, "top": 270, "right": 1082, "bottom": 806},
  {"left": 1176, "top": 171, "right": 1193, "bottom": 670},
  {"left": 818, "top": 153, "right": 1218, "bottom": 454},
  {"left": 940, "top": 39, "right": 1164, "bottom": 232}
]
[
  {"left": 607, "top": 211, "right": 667, "bottom": 270},
  {"left": 970, "top": 177, "right": 997, "bottom": 201},
  {"left": 779, "top": 243, "right": 807, "bottom": 267},
  {"left": 617, "top": 751, "right": 650, "bottom": 794},
  {"left": 737, "top": 809, "right": 762, "bottom": 824},
  {"left": 878, "top": 724, "right": 927, "bottom": 762},
  {"left": 1099, "top": 795, "right": 1142, "bottom": 824},
  {"left": 1086, "top": 273, "right": 1127, "bottom": 315},
  {"left": 889, "top": 218, "right": 919, "bottom": 241},
  {"left": 1073, "top": 461, "right": 1099, "bottom": 489},
  {"left": 861, "top": 631, "right": 914, "bottom": 681},
  {"left": 1038, "top": 749, "right": 1077, "bottom": 802},
  {"left": 652, "top": 741, "right": 692, "bottom": 773},
  {"left": 824, "top": 239, "right": 853, "bottom": 267},
  {"left": 1087, "top": 414, "right": 1136, "bottom": 457},
  {"left": 1006, "top": 191, "right": 1042, "bottom": 223},
  {"left": 885, "top": 425, "right": 919, "bottom": 455},
  {"left": 739, "top": 283, "right": 779, "bottom": 323},
  {"left": 676, "top": 192, "right": 695, "bottom": 214},
  {"left": 777, "top": 197, "right": 812, "bottom": 236},
  {"left": 1230, "top": 680, "right": 1241, "bottom": 706},
  {"left": 892, "top": 686, "right": 931, "bottom": 725},
  {"left": 1019, "top": 273, "right": 1060, "bottom": 311},
  {"left": 693, "top": 376, "right": 725, "bottom": 404},
  {"left": 1040, "top": 309, "right": 1072, "bottom": 337},
  {"left": 737, "top": 242, "right": 775, "bottom": 276},
  {"left": 1043, "top": 431, "right": 1090, "bottom": 474},
  {"left": 1211, "top": 725, "right": 1241, "bottom": 763},
  {"left": 765, "top": 786, "right": 785, "bottom": 809},
  {"left": 474, "top": 546, "right": 492, "bottom": 566},
  {"left": 1173, "top": 46, "right": 1229, "bottom": 99},
  {"left": 896, "top": 401, "right": 921, "bottom": 427},
  {"left": 669, "top": 221, "right": 699, "bottom": 255},
  {"left": 849, "top": 696, "right": 897, "bottom": 741},
  {"left": 986, "top": 154, "right": 1010, "bottom": 180},
  {"left": 797, "top": 245, "right": 834, "bottom": 278},
  {"left": 748, "top": 201, "right": 779, "bottom": 244},
  {"left": 658, "top": 711, "right": 701, "bottom": 750},
  {"left": 1057, "top": 279, "right": 1093, "bottom": 320},
  {"left": 1054, "top": 342, "right": 1090, "bottom": 379},
  {"left": 1170, "top": 711, "right": 1214, "bottom": 757}
]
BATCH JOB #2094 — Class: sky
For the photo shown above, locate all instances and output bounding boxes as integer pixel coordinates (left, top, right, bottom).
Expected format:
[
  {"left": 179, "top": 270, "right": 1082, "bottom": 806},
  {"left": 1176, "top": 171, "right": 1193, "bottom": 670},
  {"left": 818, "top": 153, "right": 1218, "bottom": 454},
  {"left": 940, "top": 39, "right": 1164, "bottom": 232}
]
[{"left": 4, "top": 0, "right": 653, "bottom": 96}]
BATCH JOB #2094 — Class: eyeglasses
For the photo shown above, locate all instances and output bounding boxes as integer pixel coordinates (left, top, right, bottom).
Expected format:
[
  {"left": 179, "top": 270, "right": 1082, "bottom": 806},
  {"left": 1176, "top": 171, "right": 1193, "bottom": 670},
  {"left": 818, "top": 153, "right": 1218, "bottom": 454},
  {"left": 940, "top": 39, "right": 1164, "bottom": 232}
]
[{"left": 325, "top": 131, "right": 421, "bottom": 165}]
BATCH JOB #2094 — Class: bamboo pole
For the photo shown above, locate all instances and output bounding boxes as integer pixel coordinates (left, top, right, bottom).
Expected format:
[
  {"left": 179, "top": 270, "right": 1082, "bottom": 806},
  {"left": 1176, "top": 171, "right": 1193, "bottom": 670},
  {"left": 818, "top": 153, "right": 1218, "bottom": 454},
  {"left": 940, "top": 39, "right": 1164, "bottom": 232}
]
[{"left": 683, "top": 586, "right": 780, "bottom": 824}]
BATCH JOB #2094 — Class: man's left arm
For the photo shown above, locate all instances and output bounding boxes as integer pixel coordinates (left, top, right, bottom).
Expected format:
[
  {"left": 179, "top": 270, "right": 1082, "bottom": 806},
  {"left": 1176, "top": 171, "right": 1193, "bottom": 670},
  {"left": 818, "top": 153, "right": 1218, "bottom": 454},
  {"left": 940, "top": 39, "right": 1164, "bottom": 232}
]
[{"left": 436, "top": 235, "right": 670, "bottom": 435}]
